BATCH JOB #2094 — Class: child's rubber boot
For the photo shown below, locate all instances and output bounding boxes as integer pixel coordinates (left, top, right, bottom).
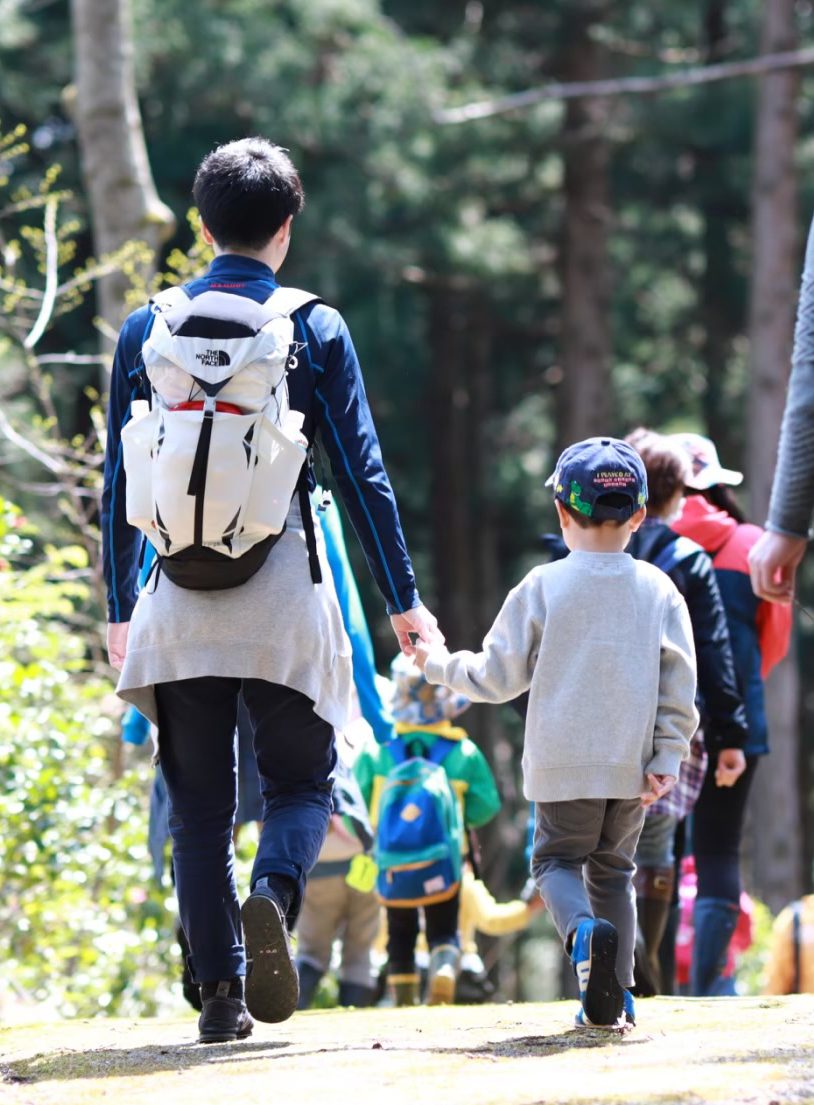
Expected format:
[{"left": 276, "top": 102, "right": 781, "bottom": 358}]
[
  {"left": 295, "top": 960, "right": 324, "bottom": 1010},
  {"left": 337, "top": 980, "right": 376, "bottom": 1008},
  {"left": 634, "top": 864, "right": 675, "bottom": 993},
  {"left": 427, "top": 944, "right": 461, "bottom": 1006},
  {"left": 690, "top": 897, "right": 739, "bottom": 996},
  {"left": 389, "top": 973, "right": 420, "bottom": 1007}
]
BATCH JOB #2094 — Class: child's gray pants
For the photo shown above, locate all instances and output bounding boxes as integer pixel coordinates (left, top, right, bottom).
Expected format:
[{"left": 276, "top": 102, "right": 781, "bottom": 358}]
[{"left": 531, "top": 797, "right": 645, "bottom": 988}]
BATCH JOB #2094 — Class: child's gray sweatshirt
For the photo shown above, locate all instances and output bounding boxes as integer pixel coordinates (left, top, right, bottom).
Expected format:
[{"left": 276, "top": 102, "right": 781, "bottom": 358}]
[{"left": 423, "top": 550, "right": 698, "bottom": 803}]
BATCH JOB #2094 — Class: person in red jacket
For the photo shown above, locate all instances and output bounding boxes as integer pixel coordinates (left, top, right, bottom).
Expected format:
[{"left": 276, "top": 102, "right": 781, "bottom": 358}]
[{"left": 669, "top": 432, "right": 792, "bottom": 995}]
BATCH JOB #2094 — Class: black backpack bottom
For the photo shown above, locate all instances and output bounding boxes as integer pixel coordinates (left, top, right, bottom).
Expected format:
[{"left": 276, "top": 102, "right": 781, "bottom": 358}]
[{"left": 159, "top": 530, "right": 283, "bottom": 591}]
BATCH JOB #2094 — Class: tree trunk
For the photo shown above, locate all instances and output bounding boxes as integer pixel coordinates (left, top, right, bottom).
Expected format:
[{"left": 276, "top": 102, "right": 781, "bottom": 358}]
[
  {"left": 70, "top": 0, "right": 175, "bottom": 339},
  {"left": 428, "top": 287, "right": 477, "bottom": 653},
  {"left": 556, "top": 3, "right": 612, "bottom": 448},
  {"left": 426, "top": 283, "right": 523, "bottom": 945},
  {"left": 744, "top": 0, "right": 802, "bottom": 912},
  {"left": 698, "top": 0, "right": 742, "bottom": 463}
]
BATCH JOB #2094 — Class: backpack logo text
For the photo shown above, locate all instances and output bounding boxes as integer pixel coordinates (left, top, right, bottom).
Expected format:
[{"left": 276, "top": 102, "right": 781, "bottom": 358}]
[{"left": 195, "top": 349, "right": 231, "bottom": 367}]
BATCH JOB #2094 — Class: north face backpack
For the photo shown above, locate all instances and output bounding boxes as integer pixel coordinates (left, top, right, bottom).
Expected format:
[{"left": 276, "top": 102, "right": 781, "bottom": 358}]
[
  {"left": 121, "top": 285, "right": 320, "bottom": 590},
  {"left": 374, "top": 736, "right": 463, "bottom": 907}
]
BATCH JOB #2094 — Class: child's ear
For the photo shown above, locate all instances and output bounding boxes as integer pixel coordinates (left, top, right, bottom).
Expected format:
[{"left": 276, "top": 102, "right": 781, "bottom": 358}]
[
  {"left": 554, "top": 500, "right": 570, "bottom": 529},
  {"left": 628, "top": 505, "right": 647, "bottom": 533}
]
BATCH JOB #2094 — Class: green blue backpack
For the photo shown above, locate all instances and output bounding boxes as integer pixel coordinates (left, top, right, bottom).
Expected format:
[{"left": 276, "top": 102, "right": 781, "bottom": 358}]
[{"left": 374, "top": 736, "right": 462, "bottom": 907}]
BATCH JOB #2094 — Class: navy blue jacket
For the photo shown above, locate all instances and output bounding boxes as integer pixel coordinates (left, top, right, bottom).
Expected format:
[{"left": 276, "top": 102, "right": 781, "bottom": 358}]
[
  {"left": 627, "top": 520, "right": 749, "bottom": 754},
  {"left": 102, "top": 254, "right": 419, "bottom": 623}
]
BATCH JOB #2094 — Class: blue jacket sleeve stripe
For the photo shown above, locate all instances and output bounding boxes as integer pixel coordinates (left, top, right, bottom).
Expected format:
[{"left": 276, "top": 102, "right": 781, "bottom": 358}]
[
  {"left": 314, "top": 385, "right": 404, "bottom": 613},
  {"left": 107, "top": 389, "right": 138, "bottom": 623}
]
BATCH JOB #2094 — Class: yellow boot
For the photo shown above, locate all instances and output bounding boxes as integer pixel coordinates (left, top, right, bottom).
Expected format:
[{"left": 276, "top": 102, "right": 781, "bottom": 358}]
[
  {"left": 427, "top": 944, "right": 460, "bottom": 1006},
  {"left": 389, "top": 973, "right": 419, "bottom": 1007}
]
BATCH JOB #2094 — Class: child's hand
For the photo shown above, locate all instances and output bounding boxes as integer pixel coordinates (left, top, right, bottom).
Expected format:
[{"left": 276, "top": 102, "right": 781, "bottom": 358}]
[
  {"left": 641, "top": 773, "right": 676, "bottom": 807},
  {"left": 414, "top": 641, "right": 449, "bottom": 672},
  {"left": 715, "top": 747, "right": 746, "bottom": 788}
]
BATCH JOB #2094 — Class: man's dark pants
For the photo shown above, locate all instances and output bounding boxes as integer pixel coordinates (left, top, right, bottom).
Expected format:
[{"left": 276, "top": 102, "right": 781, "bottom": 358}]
[{"left": 156, "top": 675, "right": 336, "bottom": 984}]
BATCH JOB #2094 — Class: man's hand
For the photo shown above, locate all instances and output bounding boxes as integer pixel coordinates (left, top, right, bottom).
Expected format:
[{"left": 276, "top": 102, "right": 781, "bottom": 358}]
[
  {"left": 390, "top": 604, "right": 444, "bottom": 657},
  {"left": 107, "top": 622, "right": 130, "bottom": 671},
  {"left": 715, "top": 747, "right": 746, "bottom": 788},
  {"left": 748, "top": 530, "right": 807, "bottom": 604},
  {"left": 641, "top": 773, "right": 676, "bottom": 808}
]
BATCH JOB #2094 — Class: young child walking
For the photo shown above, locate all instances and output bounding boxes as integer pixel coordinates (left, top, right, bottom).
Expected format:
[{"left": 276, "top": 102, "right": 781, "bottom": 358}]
[{"left": 415, "top": 437, "right": 699, "bottom": 1028}]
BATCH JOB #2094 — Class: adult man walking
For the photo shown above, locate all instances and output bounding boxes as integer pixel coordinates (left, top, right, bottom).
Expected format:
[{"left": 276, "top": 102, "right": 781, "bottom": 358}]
[
  {"left": 749, "top": 216, "right": 814, "bottom": 602},
  {"left": 102, "top": 138, "right": 440, "bottom": 1042}
]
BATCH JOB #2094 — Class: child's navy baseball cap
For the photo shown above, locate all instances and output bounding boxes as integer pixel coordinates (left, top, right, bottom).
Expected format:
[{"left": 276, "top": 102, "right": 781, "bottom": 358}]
[{"left": 546, "top": 437, "right": 648, "bottom": 521}]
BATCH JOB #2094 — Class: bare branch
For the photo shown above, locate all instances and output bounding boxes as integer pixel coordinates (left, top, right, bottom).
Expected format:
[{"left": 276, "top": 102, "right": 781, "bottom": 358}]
[
  {"left": 0, "top": 278, "right": 43, "bottom": 301},
  {"left": 55, "top": 256, "right": 134, "bottom": 299},
  {"left": 23, "top": 197, "right": 59, "bottom": 350},
  {"left": 36, "top": 353, "right": 110, "bottom": 367},
  {"left": 434, "top": 45, "right": 814, "bottom": 124},
  {"left": 0, "top": 404, "right": 67, "bottom": 474}
]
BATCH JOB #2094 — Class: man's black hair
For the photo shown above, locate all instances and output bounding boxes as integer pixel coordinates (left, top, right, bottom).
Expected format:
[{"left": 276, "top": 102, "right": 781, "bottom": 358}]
[{"left": 192, "top": 137, "right": 305, "bottom": 252}]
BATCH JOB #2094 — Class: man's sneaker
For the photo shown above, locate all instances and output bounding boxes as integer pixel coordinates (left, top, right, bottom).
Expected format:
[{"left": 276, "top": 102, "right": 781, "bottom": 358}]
[
  {"left": 198, "top": 979, "right": 254, "bottom": 1044},
  {"left": 570, "top": 918, "right": 624, "bottom": 1027},
  {"left": 241, "top": 880, "right": 299, "bottom": 1023}
]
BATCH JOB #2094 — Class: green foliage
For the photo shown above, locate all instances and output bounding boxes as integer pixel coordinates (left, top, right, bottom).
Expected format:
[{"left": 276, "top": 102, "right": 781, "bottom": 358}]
[
  {"left": 0, "top": 1, "right": 812, "bottom": 1017},
  {"left": 0, "top": 499, "right": 177, "bottom": 1016}
]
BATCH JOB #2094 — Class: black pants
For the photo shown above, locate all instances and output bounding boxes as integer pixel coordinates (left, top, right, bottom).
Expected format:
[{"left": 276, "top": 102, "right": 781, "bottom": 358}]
[
  {"left": 156, "top": 675, "right": 336, "bottom": 982},
  {"left": 691, "top": 753, "right": 759, "bottom": 903},
  {"left": 386, "top": 893, "right": 460, "bottom": 975}
]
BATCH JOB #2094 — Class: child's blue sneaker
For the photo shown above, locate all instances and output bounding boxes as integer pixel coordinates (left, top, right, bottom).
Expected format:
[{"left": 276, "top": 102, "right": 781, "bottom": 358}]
[
  {"left": 570, "top": 918, "right": 624, "bottom": 1027},
  {"left": 623, "top": 989, "right": 636, "bottom": 1026},
  {"left": 573, "top": 1005, "right": 628, "bottom": 1031}
]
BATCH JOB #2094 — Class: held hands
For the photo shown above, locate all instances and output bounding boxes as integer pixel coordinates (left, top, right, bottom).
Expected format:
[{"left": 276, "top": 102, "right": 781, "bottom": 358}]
[
  {"left": 715, "top": 747, "right": 746, "bottom": 788},
  {"left": 390, "top": 604, "right": 445, "bottom": 657},
  {"left": 414, "top": 639, "right": 450, "bottom": 672},
  {"left": 748, "top": 530, "right": 807, "bottom": 604},
  {"left": 106, "top": 622, "right": 130, "bottom": 671},
  {"left": 641, "top": 773, "right": 676, "bottom": 808}
]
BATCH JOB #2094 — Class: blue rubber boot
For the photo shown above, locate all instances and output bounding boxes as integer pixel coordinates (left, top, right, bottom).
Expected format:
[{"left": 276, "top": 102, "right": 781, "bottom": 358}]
[{"left": 690, "top": 897, "right": 739, "bottom": 997}]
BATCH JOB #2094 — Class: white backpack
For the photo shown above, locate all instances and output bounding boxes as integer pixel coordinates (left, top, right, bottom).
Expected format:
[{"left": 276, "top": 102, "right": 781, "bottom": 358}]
[{"left": 121, "top": 285, "right": 320, "bottom": 590}]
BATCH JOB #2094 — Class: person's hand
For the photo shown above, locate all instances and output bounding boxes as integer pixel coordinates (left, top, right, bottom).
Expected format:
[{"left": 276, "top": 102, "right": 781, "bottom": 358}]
[
  {"left": 748, "top": 530, "right": 807, "bottom": 604},
  {"left": 327, "top": 812, "right": 357, "bottom": 846},
  {"left": 390, "top": 604, "right": 445, "bottom": 657},
  {"left": 641, "top": 773, "right": 676, "bottom": 807},
  {"left": 414, "top": 640, "right": 450, "bottom": 673},
  {"left": 414, "top": 641, "right": 431, "bottom": 672},
  {"left": 715, "top": 747, "right": 746, "bottom": 788},
  {"left": 107, "top": 622, "right": 130, "bottom": 670}
]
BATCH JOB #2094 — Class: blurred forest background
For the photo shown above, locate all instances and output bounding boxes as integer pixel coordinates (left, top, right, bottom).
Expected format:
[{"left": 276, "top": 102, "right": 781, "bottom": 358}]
[{"left": 1, "top": 0, "right": 814, "bottom": 1015}]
